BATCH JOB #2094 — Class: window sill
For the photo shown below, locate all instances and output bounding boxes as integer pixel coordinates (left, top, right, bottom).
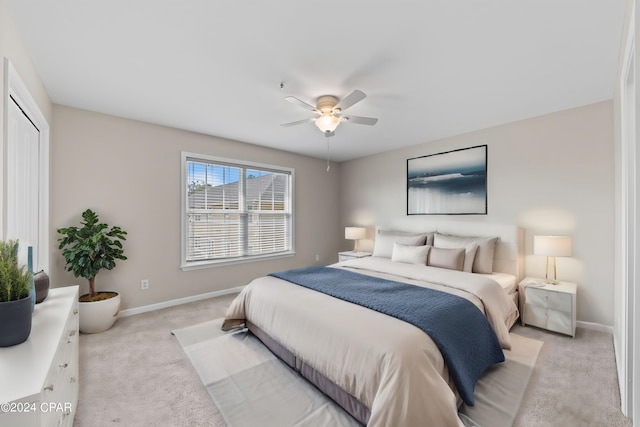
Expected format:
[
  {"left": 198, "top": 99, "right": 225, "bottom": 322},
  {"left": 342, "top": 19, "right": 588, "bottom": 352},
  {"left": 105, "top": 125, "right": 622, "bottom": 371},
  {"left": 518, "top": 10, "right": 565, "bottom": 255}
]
[{"left": 180, "top": 251, "right": 296, "bottom": 271}]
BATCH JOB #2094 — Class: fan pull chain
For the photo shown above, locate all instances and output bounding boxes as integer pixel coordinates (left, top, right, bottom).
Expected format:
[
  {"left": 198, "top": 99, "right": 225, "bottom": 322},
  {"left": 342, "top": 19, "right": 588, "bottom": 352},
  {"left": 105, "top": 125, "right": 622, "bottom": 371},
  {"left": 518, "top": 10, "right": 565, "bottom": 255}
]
[{"left": 326, "top": 137, "right": 331, "bottom": 172}]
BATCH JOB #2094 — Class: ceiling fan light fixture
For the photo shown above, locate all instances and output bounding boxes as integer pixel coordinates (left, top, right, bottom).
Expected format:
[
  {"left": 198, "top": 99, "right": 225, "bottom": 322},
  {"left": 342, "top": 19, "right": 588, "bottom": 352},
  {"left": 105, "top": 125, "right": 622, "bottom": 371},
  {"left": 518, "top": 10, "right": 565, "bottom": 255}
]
[
  {"left": 281, "top": 89, "right": 377, "bottom": 133},
  {"left": 315, "top": 114, "right": 341, "bottom": 133}
]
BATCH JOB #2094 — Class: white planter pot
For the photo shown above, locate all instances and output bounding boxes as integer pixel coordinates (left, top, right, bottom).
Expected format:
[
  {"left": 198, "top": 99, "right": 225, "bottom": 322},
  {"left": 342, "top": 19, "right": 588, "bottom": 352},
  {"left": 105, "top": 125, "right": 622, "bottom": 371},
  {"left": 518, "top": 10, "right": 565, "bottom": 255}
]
[{"left": 79, "top": 293, "right": 120, "bottom": 334}]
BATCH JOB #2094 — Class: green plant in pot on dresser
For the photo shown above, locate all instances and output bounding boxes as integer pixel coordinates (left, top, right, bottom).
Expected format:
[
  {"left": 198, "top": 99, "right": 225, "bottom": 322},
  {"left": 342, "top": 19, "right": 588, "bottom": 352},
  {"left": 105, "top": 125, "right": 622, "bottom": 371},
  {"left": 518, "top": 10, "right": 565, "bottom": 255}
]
[
  {"left": 58, "top": 209, "right": 127, "bottom": 334},
  {"left": 0, "top": 240, "right": 33, "bottom": 347}
]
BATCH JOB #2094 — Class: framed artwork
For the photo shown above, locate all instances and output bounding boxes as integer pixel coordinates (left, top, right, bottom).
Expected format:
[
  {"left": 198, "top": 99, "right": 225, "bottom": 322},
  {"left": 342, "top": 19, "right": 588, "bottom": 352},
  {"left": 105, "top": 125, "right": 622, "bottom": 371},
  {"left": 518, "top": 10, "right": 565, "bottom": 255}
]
[{"left": 407, "top": 145, "right": 487, "bottom": 215}]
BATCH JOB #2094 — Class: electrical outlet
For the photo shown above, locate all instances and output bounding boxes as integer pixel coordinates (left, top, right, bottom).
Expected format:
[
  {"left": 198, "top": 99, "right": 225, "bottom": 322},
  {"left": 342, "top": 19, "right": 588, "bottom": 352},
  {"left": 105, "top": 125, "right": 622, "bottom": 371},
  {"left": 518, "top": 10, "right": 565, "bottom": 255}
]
[
  {"left": 315, "top": 254, "right": 320, "bottom": 262},
  {"left": 141, "top": 279, "right": 149, "bottom": 290}
]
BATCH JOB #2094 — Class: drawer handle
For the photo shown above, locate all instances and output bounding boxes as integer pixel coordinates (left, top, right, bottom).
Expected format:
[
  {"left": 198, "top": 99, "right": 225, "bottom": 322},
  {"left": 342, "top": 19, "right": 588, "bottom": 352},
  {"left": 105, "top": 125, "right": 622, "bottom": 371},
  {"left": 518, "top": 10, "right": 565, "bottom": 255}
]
[
  {"left": 44, "top": 384, "right": 54, "bottom": 392},
  {"left": 68, "top": 329, "right": 77, "bottom": 336},
  {"left": 73, "top": 308, "right": 79, "bottom": 315},
  {"left": 70, "top": 376, "right": 76, "bottom": 384},
  {"left": 59, "top": 363, "right": 68, "bottom": 368}
]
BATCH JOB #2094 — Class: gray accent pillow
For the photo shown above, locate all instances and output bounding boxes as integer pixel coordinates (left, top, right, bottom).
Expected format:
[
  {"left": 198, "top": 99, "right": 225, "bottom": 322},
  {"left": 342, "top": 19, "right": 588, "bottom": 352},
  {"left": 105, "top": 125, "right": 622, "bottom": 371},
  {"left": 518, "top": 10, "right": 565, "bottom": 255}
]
[
  {"left": 372, "top": 229, "right": 430, "bottom": 258},
  {"left": 433, "top": 233, "right": 498, "bottom": 274},
  {"left": 427, "top": 247, "right": 465, "bottom": 271}
]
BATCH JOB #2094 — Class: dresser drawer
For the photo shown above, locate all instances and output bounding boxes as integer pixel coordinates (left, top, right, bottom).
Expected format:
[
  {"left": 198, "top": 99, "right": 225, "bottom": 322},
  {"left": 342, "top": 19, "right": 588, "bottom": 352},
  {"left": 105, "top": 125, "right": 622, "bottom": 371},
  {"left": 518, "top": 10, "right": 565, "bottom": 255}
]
[{"left": 525, "top": 287, "right": 572, "bottom": 312}]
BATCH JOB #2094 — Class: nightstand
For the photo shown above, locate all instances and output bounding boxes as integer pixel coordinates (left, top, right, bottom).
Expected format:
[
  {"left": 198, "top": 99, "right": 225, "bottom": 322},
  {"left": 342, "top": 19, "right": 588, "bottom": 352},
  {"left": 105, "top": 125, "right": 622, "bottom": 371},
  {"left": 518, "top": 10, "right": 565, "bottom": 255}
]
[
  {"left": 519, "top": 277, "right": 577, "bottom": 337},
  {"left": 338, "top": 251, "right": 372, "bottom": 262}
]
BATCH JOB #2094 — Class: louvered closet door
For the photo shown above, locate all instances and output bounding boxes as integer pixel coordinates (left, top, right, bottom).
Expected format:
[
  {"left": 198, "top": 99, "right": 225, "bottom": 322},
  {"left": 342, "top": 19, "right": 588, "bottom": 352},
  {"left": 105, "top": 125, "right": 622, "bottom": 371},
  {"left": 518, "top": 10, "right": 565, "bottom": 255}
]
[{"left": 6, "top": 96, "right": 40, "bottom": 267}]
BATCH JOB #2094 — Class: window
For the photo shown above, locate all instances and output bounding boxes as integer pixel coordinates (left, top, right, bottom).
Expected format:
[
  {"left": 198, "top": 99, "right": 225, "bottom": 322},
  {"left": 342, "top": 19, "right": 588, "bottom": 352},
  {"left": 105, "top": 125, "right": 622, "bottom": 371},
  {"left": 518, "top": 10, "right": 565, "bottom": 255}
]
[{"left": 181, "top": 152, "right": 294, "bottom": 269}]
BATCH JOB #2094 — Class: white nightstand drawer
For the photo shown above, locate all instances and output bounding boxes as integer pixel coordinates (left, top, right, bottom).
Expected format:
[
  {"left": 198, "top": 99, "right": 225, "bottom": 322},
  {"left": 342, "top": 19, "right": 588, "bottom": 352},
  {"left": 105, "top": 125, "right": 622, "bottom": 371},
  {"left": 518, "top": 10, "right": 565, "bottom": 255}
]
[
  {"left": 547, "top": 309, "right": 573, "bottom": 336},
  {"left": 523, "top": 303, "right": 547, "bottom": 327},
  {"left": 524, "top": 304, "right": 573, "bottom": 336},
  {"left": 525, "top": 287, "right": 572, "bottom": 312}
]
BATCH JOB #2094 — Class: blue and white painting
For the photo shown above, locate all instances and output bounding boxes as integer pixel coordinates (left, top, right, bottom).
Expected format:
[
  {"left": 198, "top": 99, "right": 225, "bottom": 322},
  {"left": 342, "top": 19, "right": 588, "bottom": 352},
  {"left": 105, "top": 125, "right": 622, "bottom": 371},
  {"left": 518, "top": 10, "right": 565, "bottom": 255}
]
[{"left": 407, "top": 145, "right": 487, "bottom": 215}]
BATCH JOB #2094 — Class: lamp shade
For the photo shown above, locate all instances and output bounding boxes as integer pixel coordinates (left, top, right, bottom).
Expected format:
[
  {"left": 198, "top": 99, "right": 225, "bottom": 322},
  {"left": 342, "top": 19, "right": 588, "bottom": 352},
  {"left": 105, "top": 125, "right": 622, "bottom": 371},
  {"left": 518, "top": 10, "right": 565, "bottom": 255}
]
[
  {"left": 345, "top": 227, "right": 366, "bottom": 240},
  {"left": 533, "top": 235, "right": 571, "bottom": 257}
]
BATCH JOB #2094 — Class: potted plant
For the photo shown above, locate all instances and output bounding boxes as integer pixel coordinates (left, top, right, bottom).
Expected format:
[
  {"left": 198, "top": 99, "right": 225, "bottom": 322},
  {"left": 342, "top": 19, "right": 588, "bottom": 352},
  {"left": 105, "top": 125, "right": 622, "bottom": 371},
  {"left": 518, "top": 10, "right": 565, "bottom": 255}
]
[
  {"left": 57, "top": 209, "right": 127, "bottom": 333},
  {"left": 0, "top": 240, "right": 33, "bottom": 347}
]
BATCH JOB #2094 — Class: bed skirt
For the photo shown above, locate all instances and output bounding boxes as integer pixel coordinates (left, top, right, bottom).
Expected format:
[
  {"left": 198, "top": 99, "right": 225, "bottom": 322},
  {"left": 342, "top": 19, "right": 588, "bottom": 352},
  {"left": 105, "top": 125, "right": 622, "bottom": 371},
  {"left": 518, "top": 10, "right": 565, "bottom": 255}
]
[{"left": 247, "top": 320, "right": 371, "bottom": 425}]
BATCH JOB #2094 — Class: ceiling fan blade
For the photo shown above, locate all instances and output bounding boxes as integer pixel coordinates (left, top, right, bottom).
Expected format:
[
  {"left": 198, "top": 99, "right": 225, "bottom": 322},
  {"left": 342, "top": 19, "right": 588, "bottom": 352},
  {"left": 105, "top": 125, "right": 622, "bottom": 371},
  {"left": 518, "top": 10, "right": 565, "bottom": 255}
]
[
  {"left": 335, "top": 90, "right": 366, "bottom": 112},
  {"left": 342, "top": 115, "right": 378, "bottom": 126},
  {"left": 280, "top": 118, "right": 315, "bottom": 127},
  {"left": 284, "top": 96, "right": 318, "bottom": 112}
]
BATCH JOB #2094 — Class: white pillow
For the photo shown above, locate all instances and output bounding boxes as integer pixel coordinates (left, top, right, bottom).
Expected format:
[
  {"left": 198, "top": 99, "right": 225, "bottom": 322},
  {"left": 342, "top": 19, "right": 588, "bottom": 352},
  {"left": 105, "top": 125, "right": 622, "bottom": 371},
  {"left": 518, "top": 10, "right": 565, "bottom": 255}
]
[
  {"left": 372, "top": 229, "right": 430, "bottom": 258},
  {"left": 433, "top": 233, "right": 498, "bottom": 273},
  {"left": 391, "top": 243, "right": 430, "bottom": 265}
]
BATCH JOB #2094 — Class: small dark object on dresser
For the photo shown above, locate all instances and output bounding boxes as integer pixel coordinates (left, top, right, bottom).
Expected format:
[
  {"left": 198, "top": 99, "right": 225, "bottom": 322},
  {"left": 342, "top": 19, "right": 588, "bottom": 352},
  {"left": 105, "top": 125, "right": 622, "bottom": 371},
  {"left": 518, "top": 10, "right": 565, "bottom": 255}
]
[{"left": 34, "top": 270, "right": 50, "bottom": 303}]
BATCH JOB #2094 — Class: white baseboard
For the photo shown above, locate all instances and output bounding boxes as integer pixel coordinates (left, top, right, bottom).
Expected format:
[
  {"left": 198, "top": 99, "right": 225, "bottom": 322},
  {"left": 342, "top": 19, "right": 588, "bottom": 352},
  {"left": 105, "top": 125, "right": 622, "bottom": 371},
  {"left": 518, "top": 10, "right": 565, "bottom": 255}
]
[
  {"left": 577, "top": 320, "right": 614, "bottom": 334},
  {"left": 118, "top": 286, "right": 244, "bottom": 318}
]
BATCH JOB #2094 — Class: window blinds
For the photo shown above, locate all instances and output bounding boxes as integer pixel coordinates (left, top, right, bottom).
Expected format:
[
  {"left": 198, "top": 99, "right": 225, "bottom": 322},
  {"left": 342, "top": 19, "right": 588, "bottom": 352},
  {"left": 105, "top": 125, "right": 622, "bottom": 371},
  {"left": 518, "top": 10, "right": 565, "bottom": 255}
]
[{"left": 186, "top": 159, "right": 292, "bottom": 263}]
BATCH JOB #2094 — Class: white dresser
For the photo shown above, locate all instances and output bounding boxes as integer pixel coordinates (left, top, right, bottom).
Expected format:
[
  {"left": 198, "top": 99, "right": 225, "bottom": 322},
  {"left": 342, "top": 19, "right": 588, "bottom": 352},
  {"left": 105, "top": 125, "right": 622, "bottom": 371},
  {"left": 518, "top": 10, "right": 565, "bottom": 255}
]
[{"left": 0, "top": 286, "right": 79, "bottom": 426}]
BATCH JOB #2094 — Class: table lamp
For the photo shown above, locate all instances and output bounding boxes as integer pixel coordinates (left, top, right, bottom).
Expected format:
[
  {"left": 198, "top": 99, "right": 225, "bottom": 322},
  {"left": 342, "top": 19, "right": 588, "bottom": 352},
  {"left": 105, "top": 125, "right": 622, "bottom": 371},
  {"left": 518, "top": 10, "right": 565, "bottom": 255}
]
[
  {"left": 534, "top": 235, "right": 571, "bottom": 284},
  {"left": 345, "top": 227, "right": 366, "bottom": 252}
]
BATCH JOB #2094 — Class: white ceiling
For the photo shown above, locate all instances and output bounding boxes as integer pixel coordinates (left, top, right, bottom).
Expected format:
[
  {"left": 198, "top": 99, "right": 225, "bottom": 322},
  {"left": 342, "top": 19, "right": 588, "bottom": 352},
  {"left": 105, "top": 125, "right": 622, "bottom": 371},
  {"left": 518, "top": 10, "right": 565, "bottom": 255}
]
[{"left": 6, "top": 1, "right": 628, "bottom": 162}]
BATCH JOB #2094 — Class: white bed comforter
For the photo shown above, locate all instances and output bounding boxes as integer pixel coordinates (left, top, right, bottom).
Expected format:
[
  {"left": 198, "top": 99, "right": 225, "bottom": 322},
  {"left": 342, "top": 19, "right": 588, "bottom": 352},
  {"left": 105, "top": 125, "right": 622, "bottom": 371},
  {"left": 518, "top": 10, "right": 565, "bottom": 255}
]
[{"left": 222, "top": 257, "right": 518, "bottom": 427}]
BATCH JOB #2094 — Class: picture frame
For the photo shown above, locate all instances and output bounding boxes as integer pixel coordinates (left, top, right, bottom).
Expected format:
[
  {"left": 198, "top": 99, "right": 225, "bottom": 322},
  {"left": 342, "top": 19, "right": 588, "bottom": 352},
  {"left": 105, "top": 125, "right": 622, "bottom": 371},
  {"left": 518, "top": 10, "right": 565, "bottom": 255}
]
[{"left": 407, "top": 145, "right": 487, "bottom": 215}]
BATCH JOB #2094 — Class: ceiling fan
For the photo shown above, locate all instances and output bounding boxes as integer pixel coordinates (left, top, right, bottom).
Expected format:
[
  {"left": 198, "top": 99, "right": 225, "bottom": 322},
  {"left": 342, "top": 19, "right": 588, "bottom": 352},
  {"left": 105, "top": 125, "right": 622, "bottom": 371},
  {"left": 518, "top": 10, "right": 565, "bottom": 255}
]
[{"left": 280, "top": 89, "right": 378, "bottom": 137}]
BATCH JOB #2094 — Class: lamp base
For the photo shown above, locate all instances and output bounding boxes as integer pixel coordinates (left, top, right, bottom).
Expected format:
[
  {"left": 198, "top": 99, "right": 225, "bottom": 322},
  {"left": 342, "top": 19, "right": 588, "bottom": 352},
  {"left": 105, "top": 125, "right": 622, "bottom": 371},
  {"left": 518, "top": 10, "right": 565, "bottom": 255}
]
[{"left": 544, "top": 256, "right": 560, "bottom": 285}]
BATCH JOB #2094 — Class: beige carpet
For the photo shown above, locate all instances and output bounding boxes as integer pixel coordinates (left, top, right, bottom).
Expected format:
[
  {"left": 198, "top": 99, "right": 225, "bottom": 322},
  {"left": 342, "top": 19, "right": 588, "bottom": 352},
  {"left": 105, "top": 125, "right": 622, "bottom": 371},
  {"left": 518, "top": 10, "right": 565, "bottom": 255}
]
[{"left": 173, "top": 319, "right": 542, "bottom": 427}]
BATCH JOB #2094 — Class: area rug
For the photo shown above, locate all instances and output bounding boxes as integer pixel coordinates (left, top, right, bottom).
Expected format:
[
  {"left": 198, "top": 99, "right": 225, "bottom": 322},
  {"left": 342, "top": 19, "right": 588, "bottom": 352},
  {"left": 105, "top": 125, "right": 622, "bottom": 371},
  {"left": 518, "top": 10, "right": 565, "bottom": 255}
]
[
  {"left": 458, "top": 333, "right": 543, "bottom": 427},
  {"left": 173, "top": 319, "right": 542, "bottom": 427}
]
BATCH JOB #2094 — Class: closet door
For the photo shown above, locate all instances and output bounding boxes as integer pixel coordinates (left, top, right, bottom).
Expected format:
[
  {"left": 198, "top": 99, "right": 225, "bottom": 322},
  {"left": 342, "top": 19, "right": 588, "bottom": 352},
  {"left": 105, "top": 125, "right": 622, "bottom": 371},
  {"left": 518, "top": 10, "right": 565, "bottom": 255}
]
[{"left": 6, "top": 96, "right": 41, "bottom": 268}]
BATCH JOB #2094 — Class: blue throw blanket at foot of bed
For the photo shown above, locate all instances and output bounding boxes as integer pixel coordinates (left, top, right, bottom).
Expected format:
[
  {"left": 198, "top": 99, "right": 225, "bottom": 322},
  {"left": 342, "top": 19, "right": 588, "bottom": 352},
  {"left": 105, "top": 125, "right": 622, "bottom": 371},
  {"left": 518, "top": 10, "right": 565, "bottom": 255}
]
[{"left": 269, "top": 266, "right": 505, "bottom": 406}]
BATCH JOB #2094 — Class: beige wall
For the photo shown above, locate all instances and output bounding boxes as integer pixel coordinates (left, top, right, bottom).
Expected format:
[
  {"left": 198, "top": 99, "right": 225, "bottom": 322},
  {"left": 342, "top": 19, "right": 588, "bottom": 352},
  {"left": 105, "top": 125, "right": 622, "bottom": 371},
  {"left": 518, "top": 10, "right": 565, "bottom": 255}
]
[
  {"left": 0, "top": 0, "right": 53, "bottom": 238},
  {"left": 340, "top": 101, "right": 615, "bottom": 326},
  {"left": 50, "top": 105, "right": 342, "bottom": 310}
]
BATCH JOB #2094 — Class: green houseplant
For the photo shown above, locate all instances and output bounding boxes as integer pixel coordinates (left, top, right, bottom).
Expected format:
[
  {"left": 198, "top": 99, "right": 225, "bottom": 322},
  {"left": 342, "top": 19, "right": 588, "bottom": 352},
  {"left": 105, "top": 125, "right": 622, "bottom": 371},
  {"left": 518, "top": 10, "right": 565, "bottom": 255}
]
[
  {"left": 58, "top": 209, "right": 127, "bottom": 333},
  {"left": 0, "top": 240, "right": 33, "bottom": 347}
]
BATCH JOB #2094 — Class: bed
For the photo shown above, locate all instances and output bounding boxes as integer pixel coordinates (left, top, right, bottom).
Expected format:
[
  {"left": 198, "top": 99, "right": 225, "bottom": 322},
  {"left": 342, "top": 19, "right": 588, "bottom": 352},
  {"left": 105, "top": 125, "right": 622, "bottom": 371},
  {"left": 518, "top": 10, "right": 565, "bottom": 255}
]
[{"left": 222, "top": 224, "right": 524, "bottom": 427}]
